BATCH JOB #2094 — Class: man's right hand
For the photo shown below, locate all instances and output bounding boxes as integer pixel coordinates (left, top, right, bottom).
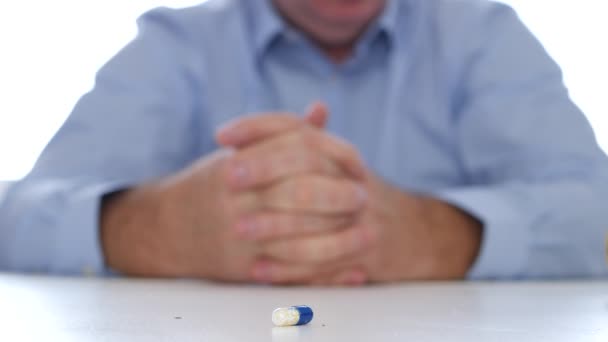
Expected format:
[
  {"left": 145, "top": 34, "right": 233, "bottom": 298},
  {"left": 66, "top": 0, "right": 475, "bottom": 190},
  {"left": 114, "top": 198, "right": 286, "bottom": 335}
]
[
  {"left": 100, "top": 106, "right": 368, "bottom": 283},
  {"left": 100, "top": 148, "right": 259, "bottom": 281}
]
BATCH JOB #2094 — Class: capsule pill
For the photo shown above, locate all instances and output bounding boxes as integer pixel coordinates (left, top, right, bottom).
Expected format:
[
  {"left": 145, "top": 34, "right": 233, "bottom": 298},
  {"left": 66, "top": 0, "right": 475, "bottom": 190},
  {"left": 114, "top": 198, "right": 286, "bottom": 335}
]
[{"left": 272, "top": 305, "right": 314, "bottom": 327}]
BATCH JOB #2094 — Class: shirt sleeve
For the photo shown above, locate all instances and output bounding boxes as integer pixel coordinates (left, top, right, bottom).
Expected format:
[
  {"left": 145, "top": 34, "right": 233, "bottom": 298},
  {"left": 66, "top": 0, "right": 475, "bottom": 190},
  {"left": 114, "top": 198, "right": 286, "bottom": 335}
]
[
  {"left": 0, "top": 8, "right": 205, "bottom": 275},
  {"left": 433, "top": 3, "right": 608, "bottom": 279}
]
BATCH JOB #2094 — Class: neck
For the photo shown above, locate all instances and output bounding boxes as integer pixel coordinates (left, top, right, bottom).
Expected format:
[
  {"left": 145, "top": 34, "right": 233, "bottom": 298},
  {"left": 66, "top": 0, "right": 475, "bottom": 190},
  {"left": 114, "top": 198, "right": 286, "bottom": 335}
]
[
  {"left": 270, "top": 0, "right": 382, "bottom": 64},
  {"left": 322, "top": 45, "right": 355, "bottom": 63}
]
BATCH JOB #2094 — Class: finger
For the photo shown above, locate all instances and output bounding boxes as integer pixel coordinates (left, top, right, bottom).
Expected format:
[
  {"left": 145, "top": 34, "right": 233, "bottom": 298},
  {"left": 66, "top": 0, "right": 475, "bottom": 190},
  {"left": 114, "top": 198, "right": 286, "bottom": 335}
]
[
  {"left": 249, "top": 259, "right": 321, "bottom": 285},
  {"left": 296, "top": 128, "right": 367, "bottom": 180},
  {"left": 233, "top": 211, "right": 354, "bottom": 241},
  {"left": 261, "top": 225, "right": 374, "bottom": 264},
  {"left": 250, "top": 258, "right": 368, "bottom": 286},
  {"left": 225, "top": 128, "right": 367, "bottom": 190},
  {"left": 310, "top": 268, "right": 368, "bottom": 287},
  {"left": 215, "top": 113, "right": 304, "bottom": 147},
  {"left": 250, "top": 258, "right": 362, "bottom": 285},
  {"left": 260, "top": 175, "right": 367, "bottom": 214},
  {"left": 216, "top": 102, "right": 330, "bottom": 148},
  {"left": 304, "top": 101, "right": 328, "bottom": 129},
  {"left": 225, "top": 131, "right": 342, "bottom": 190}
]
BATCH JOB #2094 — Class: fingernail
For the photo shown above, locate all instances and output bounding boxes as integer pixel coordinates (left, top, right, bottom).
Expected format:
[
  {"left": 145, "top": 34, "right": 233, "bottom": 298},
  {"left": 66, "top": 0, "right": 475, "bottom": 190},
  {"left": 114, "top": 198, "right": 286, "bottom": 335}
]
[
  {"left": 235, "top": 218, "right": 258, "bottom": 238},
  {"left": 228, "top": 162, "right": 250, "bottom": 188}
]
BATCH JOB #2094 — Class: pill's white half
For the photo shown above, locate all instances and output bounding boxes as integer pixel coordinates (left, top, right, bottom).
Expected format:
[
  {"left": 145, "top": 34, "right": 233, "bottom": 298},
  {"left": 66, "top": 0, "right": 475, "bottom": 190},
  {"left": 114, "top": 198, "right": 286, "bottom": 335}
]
[{"left": 272, "top": 307, "right": 301, "bottom": 327}]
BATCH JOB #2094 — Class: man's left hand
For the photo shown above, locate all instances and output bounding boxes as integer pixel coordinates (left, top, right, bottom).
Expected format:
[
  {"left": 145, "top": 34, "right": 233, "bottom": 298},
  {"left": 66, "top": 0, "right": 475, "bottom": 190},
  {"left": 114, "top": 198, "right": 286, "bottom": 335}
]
[{"left": 217, "top": 105, "right": 482, "bottom": 285}]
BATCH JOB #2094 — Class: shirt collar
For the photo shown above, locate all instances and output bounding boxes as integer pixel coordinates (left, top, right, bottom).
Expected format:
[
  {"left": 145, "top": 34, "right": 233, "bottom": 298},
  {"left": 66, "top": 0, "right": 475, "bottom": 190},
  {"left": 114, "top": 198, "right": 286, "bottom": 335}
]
[
  {"left": 375, "top": 0, "right": 399, "bottom": 45},
  {"left": 249, "top": 0, "right": 400, "bottom": 60},
  {"left": 248, "top": 0, "right": 285, "bottom": 60}
]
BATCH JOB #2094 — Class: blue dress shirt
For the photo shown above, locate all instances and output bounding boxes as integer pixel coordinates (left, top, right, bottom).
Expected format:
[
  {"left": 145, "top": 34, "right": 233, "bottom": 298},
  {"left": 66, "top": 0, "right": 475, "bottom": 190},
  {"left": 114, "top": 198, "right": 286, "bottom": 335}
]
[{"left": 1, "top": 0, "right": 607, "bottom": 279}]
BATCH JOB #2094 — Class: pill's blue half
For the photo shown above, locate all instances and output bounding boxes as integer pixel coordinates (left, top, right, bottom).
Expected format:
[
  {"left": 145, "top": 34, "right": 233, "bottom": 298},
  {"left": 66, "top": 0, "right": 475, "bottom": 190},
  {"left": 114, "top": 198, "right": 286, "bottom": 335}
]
[{"left": 294, "top": 306, "right": 313, "bottom": 325}]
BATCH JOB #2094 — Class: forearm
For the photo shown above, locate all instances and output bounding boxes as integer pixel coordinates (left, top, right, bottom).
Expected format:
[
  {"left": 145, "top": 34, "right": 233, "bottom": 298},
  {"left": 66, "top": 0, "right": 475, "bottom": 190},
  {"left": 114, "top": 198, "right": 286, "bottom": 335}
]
[
  {"left": 435, "top": 176, "right": 608, "bottom": 279},
  {"left": 100, "top": 181, "right": 187, "bottom": 278},
  {"left": 362, "top": 174, "right": 482, "bottom": 282}
]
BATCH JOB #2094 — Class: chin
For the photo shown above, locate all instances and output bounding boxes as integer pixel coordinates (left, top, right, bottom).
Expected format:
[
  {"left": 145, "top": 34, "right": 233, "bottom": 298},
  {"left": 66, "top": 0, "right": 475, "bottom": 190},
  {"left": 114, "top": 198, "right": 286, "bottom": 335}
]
[{"left": 308, "top": 0, "right": 386, "bottom": 24}]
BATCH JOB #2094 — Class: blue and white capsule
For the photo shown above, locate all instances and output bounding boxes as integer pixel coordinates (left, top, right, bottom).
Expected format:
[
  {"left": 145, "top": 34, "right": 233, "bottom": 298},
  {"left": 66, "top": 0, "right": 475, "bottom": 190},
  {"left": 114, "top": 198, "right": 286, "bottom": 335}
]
[{"left": 272, "top": 305, "right": 314, "bottom": 327}]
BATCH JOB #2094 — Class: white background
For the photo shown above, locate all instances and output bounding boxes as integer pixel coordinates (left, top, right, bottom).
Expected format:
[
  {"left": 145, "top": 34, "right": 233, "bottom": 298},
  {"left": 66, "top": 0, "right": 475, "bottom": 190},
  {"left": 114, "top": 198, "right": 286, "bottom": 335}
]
[{"left": 0, "top": 0, "right": 606, "bottom": 180}]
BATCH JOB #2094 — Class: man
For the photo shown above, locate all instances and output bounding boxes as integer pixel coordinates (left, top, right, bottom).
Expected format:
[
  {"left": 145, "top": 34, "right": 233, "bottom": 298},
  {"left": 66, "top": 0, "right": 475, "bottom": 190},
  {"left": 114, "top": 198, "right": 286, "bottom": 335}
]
[{"left": 1, "top": 0, "right": 607, "bottom": 284}]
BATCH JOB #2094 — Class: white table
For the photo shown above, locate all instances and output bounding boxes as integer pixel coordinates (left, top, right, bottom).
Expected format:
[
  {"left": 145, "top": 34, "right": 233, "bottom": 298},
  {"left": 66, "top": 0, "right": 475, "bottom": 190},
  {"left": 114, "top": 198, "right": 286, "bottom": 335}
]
[{"left": 0, "top": 274, "right": 606, "bottom": 341}]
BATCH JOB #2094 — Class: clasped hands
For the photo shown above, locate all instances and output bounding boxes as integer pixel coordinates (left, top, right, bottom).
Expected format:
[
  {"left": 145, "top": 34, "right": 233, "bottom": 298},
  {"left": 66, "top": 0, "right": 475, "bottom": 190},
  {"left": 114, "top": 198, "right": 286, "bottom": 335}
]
[{"left": 102, "top": 102, "right": 481, "bottom": 285}]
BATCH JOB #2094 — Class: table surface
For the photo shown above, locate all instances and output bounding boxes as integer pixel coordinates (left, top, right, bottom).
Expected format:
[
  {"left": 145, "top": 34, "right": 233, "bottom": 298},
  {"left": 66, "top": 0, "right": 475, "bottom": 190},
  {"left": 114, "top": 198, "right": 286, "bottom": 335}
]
[{"left": 0, "top": 274, "right": 607, "bottom": 342}]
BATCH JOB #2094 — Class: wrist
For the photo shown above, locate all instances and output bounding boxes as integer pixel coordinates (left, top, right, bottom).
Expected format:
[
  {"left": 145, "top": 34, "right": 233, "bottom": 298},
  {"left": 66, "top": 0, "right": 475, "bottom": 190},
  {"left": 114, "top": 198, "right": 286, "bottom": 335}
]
[
  {"left": 100, "top": 181, "right": 171, "bottom": 277},
  {"left": 420, "top": 196, "right": 482, "bottom": 279}
]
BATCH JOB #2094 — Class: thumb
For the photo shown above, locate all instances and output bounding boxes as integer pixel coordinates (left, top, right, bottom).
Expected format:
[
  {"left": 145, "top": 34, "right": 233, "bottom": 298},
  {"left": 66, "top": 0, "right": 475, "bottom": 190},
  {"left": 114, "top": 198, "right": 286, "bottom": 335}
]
[{"left": 304, "top": 101, "right": 329, "bottom": 129}]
